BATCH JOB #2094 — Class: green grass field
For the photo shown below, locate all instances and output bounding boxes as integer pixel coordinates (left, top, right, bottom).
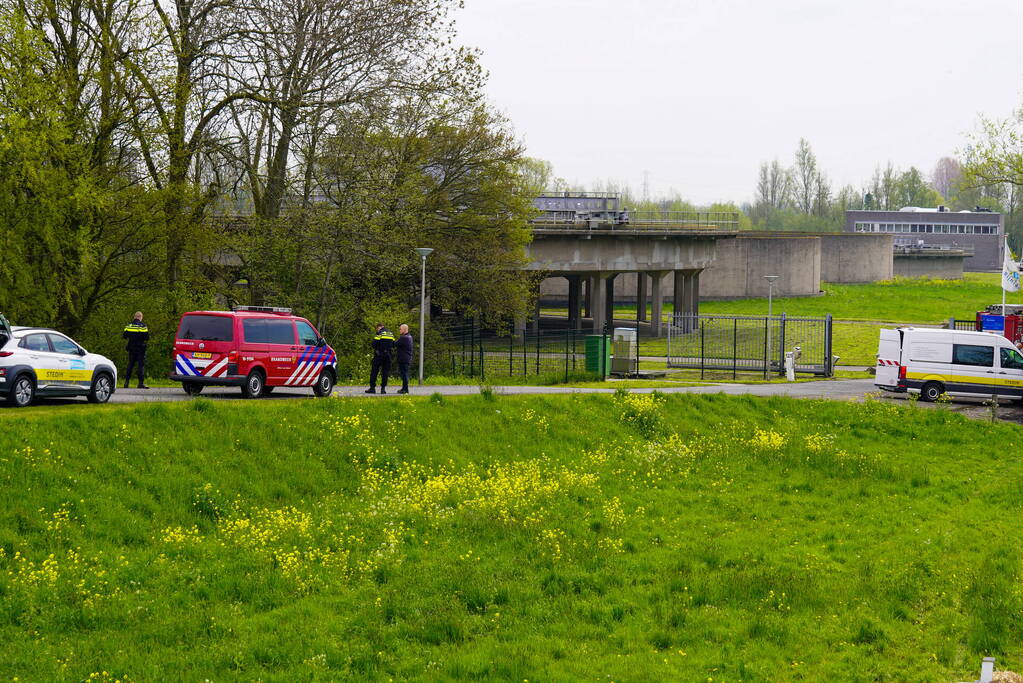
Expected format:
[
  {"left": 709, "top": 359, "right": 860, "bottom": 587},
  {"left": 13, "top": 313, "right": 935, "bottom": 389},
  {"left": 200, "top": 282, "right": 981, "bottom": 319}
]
[
  {"left": 1, "top": 394, "right": 1020, "bottom": 680},
  {"left": 701, "top": 273, "right": 1003, "bottom": 322}
]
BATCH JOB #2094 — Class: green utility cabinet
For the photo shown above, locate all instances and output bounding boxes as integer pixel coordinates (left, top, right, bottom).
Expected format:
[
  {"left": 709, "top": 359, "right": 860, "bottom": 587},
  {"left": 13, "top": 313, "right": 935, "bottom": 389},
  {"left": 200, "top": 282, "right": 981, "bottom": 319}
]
[{"left": 584, "top": 335, "right": 610, "bottom": 378}]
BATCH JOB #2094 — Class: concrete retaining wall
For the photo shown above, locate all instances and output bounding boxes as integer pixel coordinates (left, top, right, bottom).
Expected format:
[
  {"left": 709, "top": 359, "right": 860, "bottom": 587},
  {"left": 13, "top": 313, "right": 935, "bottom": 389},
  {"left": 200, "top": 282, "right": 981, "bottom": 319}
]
[
  {"left": 700, "top": 235, "right": 821, "bottom": 299},
  {"left": 894, "top": 253, "right": 965, "bottom": 279},
  {"left": 819, "top": 233, "right": 893, "bottom": 283}
]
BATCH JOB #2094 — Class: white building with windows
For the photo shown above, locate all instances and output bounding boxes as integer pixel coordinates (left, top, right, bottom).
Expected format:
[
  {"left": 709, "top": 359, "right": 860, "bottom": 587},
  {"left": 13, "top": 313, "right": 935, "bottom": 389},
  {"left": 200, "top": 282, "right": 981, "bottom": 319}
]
[{"left": 844, "top": 207, "right": 1003, "bottom": 271}]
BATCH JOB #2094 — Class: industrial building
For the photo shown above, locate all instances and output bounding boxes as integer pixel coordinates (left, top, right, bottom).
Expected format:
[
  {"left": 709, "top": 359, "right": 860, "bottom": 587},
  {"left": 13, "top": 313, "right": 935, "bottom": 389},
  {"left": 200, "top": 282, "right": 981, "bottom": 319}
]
[{"left": 844, "top": 207, "right": 1004, "bottom": 271}]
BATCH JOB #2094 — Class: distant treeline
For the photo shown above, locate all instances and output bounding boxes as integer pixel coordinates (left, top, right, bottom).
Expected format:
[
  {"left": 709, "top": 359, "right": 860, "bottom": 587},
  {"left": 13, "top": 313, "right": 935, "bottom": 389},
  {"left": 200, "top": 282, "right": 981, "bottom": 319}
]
[{"left": 542, "top": 136, "right": 1023, "bottom": 246}]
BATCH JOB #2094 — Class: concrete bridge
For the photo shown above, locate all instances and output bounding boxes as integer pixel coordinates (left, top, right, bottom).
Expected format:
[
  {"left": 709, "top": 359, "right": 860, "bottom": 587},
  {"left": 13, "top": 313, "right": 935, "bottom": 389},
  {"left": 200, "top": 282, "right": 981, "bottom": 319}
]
[{"left": 525, "top": 220, "right": 738, "bottom": 334}]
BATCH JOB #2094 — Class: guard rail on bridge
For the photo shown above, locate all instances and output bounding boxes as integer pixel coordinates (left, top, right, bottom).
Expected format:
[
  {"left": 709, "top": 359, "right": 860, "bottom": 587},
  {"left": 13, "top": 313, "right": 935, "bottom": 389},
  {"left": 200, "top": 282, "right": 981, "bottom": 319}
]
[{"left": 530, "top": 211, "right": 740, "bottom": 231}]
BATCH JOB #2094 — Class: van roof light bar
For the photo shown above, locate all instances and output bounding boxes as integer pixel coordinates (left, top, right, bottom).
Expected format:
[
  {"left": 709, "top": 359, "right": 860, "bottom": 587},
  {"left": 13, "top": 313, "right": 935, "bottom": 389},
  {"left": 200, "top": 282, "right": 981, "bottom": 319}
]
[{"left": 232, "top": 305, "right": 293, "bottom": 314}]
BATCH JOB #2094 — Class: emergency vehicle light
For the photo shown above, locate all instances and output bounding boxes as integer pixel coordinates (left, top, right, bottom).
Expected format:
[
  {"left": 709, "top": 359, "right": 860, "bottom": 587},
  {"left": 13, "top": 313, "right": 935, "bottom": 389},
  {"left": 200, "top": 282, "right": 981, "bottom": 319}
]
[{"left": 232, "top": 306, "right": 292, "bottom": 315}]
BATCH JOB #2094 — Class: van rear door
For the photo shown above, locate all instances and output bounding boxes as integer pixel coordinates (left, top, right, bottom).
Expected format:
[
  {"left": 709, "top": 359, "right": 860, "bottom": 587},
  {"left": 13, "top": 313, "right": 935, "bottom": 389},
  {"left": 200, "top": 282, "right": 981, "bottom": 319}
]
[
  {"left": 175, "top": 313, "right": 234, "bottom": 379},
  {"left": 875, "top": 328, "right": 902, "bottom": 389}
]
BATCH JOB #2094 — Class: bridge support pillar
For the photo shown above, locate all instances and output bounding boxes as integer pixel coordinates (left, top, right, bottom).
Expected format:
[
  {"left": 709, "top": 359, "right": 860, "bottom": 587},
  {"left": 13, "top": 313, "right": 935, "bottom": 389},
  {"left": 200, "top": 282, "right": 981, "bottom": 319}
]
[
  {"left": 605, "top": 273, "right": 617, "bottom": 333},
  {"left": 567, "top": 276, "right": 583, "bottom": 331},
  {"left": 650, "top": 271, "right": 666, "bottom": 336},
  {"left": 687, "top": 270, "right": 701, "bottom": 319},
  {"left": 531, "top": 294, "right": 541, "bottom": 334},
  {"left": 636, "top": 273, "right": 647, "bottom": 323},
  {"left": 672, "top": 270, "right": 702, "bottom": 332},
  {"left": 590, "top": 273, "right": 606, "bottom": 334},
  {"left": 673, "top": 270, "right": 685, "bottom": 331},
  {"left": 582, "top": 278, "right": 591, "bottom": 318}
]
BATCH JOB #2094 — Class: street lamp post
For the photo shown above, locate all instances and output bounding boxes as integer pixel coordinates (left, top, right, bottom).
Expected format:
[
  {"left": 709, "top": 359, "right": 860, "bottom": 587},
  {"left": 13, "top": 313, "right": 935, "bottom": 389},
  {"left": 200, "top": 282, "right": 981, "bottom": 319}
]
[
  {"left": 764, "top": 275, "right": 779, "bottom": 379},
  {"left": 415, "top": 248, "right": 434, "bottom": 385}
]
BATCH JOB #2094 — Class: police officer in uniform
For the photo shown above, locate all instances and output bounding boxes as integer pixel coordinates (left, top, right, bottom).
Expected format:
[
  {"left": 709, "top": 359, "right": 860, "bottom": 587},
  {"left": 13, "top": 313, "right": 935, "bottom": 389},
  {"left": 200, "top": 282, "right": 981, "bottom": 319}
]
[
  {"left": 366, "top": 323, "right": 396, "bottom": 394},
  {"left": 396, "top": 323, "right": 413, "bottom": 394},
  {"left": 123, "top": 311, "right": 150, "bottom": 389}
]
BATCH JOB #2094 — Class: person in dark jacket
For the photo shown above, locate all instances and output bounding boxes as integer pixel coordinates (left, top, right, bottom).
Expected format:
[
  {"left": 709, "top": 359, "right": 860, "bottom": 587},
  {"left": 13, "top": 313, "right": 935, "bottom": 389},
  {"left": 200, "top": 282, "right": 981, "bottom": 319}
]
[
  {"left": 366, "top": 323, "right": 396, "bottom": 394},
  {"left": 123, "top": 311, "right": 150, "bottom": 389},
  {"left": 395, "top": 323, "right": 413, "bottom": 394}
]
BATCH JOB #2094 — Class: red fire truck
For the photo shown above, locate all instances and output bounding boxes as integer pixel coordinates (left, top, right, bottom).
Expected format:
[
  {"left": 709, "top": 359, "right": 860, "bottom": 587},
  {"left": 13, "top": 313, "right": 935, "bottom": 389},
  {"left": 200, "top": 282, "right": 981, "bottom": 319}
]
[
  {"left": 975, "top": 304, "right": 1023, "bottom": 348},
  {"left": 170, "top": 306, "right": 336, "bottom": 398}
]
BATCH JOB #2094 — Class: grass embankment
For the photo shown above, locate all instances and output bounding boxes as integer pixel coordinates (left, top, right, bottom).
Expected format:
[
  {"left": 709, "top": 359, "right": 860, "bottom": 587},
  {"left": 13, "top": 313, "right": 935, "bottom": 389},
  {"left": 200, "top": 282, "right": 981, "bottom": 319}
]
[{"left": 1, "top": 394, "right": 1019, "bottom": 680}]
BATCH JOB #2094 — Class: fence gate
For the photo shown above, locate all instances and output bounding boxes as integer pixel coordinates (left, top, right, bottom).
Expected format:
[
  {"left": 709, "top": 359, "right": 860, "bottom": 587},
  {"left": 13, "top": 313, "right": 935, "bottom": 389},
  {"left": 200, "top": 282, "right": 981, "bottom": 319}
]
[{"left": 666, "top": 314, "right": 834, "bottom": 377}]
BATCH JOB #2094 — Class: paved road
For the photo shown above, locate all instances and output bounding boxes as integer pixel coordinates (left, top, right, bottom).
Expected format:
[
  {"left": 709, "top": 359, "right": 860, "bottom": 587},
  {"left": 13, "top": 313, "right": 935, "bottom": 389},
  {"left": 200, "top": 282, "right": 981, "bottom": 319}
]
[{"left": 108, "top": 379, "right": 879, "bottom": 403}]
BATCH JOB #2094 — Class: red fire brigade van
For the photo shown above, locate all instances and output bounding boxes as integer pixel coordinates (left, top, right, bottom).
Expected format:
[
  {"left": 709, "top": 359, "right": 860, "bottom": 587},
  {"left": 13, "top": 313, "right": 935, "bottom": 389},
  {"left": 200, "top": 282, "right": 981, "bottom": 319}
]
[{"left": 170, "top": 307, "right": 336, "bottom": 398}]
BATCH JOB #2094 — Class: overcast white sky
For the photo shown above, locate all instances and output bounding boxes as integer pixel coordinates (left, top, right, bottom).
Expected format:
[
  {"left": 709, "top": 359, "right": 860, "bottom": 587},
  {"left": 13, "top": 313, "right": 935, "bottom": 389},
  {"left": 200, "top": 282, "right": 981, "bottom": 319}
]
[{"left": 455, "top": 0, "right": 1023, "bottom": 205}]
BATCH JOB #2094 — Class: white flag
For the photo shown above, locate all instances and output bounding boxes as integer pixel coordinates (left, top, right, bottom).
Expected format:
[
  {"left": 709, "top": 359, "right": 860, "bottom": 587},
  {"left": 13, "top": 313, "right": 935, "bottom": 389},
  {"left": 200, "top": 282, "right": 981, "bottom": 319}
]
[{"left": 1003, "top": 239, "right": 1020, "bottom": 292}]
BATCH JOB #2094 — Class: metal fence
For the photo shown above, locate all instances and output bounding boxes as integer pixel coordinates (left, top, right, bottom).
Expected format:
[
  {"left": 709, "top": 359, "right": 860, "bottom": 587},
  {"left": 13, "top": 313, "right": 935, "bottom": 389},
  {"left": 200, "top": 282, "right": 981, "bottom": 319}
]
[
  {"left": 666, "top": 314, "right": 834, "bottom": 377},
  {"left": 446, "top": 324, "right": 601, "bottom": 382}
]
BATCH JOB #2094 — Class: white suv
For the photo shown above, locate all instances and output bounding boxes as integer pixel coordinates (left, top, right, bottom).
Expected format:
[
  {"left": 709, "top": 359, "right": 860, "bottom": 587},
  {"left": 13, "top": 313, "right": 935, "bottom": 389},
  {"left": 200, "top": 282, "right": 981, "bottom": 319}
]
[{"left": 0, "top": 315, "right": 118, "bottom": 407}]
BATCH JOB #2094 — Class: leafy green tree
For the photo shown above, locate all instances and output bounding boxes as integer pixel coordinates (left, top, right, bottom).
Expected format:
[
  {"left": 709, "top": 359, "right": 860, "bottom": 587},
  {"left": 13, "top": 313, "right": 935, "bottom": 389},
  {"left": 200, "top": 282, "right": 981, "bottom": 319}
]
[
  {"left": 0, "top": 11, "right": 169, "bottom": 335},
  {"left": 234, "top": 98, "right": 534, "bottom": 377},
  {"left": 893, "top": 167, "right": 943, "bottom": 209}
]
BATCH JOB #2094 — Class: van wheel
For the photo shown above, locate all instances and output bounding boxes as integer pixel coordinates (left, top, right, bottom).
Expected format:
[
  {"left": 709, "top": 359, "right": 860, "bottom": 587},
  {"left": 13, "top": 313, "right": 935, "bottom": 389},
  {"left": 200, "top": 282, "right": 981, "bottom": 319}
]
[
  {"left": 7, "top": 374, "right": 35, "bottom": 407},
  {"left": 920, "top": 381, "right": 943, "bottom": 402},
  {"left": 313, "top": 370, "right": 334, "bottom": 397},
  {"left": 182, "top": 382, "right": 204, "bottom": 396},
  {"left": 88, "top": 373, "right": 113, "bottom": 404},
  {"left": 241, "top": 370, "right": 264, "bottom": 399}
]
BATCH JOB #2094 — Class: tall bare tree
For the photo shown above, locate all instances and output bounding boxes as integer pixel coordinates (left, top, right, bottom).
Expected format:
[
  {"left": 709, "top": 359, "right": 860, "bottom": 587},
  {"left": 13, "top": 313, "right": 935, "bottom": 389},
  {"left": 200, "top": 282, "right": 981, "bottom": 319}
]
[
  {"left": 228, "top": 0, "right": 477, "bottom": 220},
  {"left": 792, "top": 138, "right": 817, "bottom": 214},
  {"left": 931, "top": 156, "right": 962, "bottom": 200}
]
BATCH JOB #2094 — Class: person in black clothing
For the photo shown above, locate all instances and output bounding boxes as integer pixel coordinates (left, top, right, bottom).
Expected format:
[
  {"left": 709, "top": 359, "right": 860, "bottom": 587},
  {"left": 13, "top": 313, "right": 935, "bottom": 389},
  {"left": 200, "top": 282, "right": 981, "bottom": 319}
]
[
  {"left": 123, "top": 311, "right": 150, "bottom": 389},
  {"left": 366, "top": 323, "right": 396, "bottom": 394},
  {"left": 395, "top": 323, "right": 413, "bottom": 394}
]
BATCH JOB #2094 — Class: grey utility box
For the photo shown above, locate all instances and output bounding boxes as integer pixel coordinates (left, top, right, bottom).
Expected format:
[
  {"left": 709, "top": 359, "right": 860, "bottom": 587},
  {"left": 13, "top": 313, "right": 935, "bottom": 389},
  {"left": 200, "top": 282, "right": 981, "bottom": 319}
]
[{"left": 611, "top": 327, "right": 638, "bottom": 375}]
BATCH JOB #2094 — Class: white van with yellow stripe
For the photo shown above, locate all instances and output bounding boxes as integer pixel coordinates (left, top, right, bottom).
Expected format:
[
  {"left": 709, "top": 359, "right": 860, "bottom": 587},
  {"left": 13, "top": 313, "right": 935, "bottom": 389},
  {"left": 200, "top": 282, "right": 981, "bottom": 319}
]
[
  {"left": 875, "top": 327, "right": 1023, "bottom": 401},
  {"left": 0, "top": 315, "right": 117, "bottom": 407}
]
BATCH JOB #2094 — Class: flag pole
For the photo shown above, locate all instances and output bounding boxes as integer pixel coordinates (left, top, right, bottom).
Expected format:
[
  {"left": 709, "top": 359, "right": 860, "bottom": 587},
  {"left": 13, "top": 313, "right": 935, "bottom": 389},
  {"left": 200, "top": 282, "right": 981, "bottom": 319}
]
[{"left": 1006, "top": 237, "right": 1010, "bottom": 314}]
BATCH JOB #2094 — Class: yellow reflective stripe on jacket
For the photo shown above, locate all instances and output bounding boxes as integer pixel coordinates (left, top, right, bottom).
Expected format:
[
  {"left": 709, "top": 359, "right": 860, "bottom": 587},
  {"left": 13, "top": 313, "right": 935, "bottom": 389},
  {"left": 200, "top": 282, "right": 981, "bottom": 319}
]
[
  {"left": 374, "top": 334, "right": 395, "bottom": 341},
  {"left": 124, "top": 326, "right": 148, "bottom": 332}
]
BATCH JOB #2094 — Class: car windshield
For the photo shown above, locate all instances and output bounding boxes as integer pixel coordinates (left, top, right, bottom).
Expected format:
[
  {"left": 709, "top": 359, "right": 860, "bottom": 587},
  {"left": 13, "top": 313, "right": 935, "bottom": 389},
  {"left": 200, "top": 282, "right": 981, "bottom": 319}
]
[{"left": 178, "top": 315, "right": 233, "bottom": 342}]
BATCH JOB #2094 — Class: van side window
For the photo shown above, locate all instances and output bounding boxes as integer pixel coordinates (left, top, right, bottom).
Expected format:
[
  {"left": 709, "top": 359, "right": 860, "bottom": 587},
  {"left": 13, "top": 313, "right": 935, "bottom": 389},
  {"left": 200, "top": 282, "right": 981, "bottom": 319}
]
[
  {"left": 243, "top": 319, "right": 268, "bottom": 343},
  {"left": 953, "top": 344, "right": 994, "bottom": 367},
  {"left": 1001, "top": 347, "right": 1023, "bottom": 370},
  {"left": 265, "top": 320, "right": 296, "bottom": 345}
]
